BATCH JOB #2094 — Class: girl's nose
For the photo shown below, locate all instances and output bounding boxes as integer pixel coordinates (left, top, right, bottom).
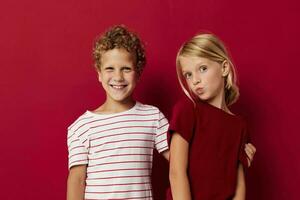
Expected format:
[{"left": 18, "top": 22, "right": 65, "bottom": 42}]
[{"left": 192, "top": 75, "right": 201, "bottom": 85}]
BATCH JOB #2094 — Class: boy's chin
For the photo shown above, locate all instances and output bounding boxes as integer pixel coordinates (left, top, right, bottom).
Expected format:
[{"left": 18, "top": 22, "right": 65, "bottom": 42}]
[{"left": 111, "top": 96, "right": 134, "bottom": 103}]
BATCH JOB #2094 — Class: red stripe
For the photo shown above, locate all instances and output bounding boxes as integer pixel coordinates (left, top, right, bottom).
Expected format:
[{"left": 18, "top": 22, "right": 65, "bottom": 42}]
[
  {"left": 87, "top": 167, "right": 151, "bottom": 174},
  {"left": 80, "top": 112, "right": 159, "bottom": 128},
  {"left": 86, "top": 181, "right": 151, "bottom": 187},
  {"left": 69, "top": 145, "right": 86, "bottom": 152},
  {"left": 89, "top": 126, "right": 156, "bottom": 137},
  {"left": 77, "top": 128, "right": 90, "bottom": 138},
  {"left": 89, "top": 160, "right": 152, "bottom": 168},
  {"left": 87, "top": 174, "right": 150, "bottom": 180},
  {"left": 136, "top": 108, "right": 157, "bottom": 111},
  {"left": 158, "top": 122, "right": 168, "bottom": 129},
  {"left": 89, "top": 153, "right": 152, "bottom": 161},
  {"left": 90, "top": 132, "right": 155, "bottom": 142},
  {"left": 159, "top": 117, "right": 167, "bottom": 122},
  {"left": 156, "top": 131, "right": 167, "bottom": 138},
  {"left": 90, "top": 119, "right": 157, "bottom": 129},
  {"left": 68, "top": 115, "right": 93, "bottom": 130},
  {"left": 94, "top": 146, "right": 154, "bottom": 154},
  {"left": 85, "top": 195, "right": 152, "bottom": 200},
  {"left": 157, "top": 145, "right": 168, "bottom": 152},
  {"left": 68, "top": 138, "right": 79, "bottom": 146},
  {"left": 156, "top": 138, "right": 167, "bottom": 146},
  {"left": 69, "top": 152, "right": 87, "bottom": 159},
  {"left": 91, "top": 139, "right": 154, "bottom": 148},
  {"left": 85, "top": 188, "right": 151, "bottom": 194}
]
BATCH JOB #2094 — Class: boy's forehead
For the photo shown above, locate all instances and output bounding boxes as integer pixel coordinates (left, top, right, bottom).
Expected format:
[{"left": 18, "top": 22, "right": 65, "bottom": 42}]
[{"left": 101, "top": 48, "right": 137, "bottom": 64}]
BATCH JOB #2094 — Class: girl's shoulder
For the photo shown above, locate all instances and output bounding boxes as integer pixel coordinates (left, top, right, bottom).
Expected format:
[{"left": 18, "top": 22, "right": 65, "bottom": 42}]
[{"left": 174, "top": 95, "right": 195, "bottom": 110}]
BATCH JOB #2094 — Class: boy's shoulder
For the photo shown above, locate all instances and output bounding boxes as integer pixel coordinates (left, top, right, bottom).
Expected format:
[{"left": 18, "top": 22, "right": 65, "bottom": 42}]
[
  {"left": 67, "top": 111, "right": 95, "bottom": 132},
  {"left": 136, "top": 102, "right": 161, "bottom": 111}
]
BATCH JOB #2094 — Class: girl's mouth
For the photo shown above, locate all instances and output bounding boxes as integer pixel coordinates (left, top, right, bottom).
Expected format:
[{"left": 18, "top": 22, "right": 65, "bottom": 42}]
[{"left": 195, "top": 87, "right": 204, "bottom": 94}]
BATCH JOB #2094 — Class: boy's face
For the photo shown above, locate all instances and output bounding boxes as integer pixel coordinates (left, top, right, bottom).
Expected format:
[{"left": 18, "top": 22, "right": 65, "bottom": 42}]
[{"left": 98, "top": 48, "right": 139, "bottom": 105}]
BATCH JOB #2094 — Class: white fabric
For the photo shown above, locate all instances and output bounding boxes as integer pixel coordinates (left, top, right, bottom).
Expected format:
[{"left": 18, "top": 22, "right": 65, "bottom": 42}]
[{"left": 67, "top": 102, "right": 169, "bottom": 200}]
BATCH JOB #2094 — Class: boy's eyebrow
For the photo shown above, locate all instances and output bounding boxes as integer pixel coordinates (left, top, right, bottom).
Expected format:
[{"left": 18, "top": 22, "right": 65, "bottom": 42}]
[
  {"left": 121, "top": 66, "right": 133, "bottom": 68},
  {"left": 103, "top": 66, "right": 114, "bottom": 69}
]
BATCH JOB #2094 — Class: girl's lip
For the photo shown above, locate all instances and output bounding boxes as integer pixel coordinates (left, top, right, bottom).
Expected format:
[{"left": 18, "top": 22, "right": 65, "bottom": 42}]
[{"left": 195, "top": 87, "right": 204, "bottom": 93}]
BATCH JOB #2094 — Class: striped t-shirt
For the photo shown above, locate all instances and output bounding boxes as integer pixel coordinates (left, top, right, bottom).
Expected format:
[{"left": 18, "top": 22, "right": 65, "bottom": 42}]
[{"left": 67, "top": 102, "right": 169, "bottom": 200}]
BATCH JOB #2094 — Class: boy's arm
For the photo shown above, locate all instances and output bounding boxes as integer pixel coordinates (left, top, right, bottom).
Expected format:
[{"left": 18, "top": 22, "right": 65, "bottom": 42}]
[
  {"left": 67, "top": 165, "right": 87, "bottom": 200},
  {"left": 169, "top": 133, "right": 192, "bottom": 200},
  {"left": 232, "top": 163, "right": 246, "bottom": 200}
]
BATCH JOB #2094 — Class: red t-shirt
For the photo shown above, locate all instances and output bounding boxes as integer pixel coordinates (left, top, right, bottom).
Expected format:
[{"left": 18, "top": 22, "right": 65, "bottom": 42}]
[{"left": 167, "top": 97, "right": 249, "bottom": 200}]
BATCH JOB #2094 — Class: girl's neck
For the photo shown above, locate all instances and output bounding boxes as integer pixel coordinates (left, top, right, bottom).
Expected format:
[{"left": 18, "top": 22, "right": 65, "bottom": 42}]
[{"left": 206, "top": 90, "right": 231, "bottom": 114}]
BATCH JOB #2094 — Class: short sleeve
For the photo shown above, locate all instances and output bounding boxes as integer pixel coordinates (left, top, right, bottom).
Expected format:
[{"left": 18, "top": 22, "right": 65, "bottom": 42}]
[
  {"left": 155, "top": 110, "right": 169, "bottom": 153},
  {"left": 238, "top": 121, "right": 250, "bottom": 168},
  {"left": 168, "top": 98, "right": 196, "bottom": 143},
  {"left": 67, "top": 128, "right": 89, "bottom": 169}
]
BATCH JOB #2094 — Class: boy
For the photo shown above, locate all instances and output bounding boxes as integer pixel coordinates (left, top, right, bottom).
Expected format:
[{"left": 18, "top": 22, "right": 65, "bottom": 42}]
[{"left": 67, "top": 25, "right": 169, "bottom": 200}]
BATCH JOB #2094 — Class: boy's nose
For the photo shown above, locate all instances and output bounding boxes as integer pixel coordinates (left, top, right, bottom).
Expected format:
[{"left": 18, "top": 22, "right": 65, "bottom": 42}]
[{"left": 113, "top": 71, "right": 124, "bottom": 81}]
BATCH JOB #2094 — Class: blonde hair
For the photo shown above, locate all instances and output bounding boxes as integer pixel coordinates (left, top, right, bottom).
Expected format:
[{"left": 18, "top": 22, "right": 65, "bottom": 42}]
[{"left": 176, "top": 33, "right": 239, "bottom": 106}]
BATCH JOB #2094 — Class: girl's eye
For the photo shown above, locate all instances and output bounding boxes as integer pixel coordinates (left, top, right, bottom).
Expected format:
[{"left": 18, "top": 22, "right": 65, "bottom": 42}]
[
  {"left": 199, "top": 65, "right": 207, "bottom": 72},
  {"left": 184, "top": 73, "right": 192, "bottom": 79}
]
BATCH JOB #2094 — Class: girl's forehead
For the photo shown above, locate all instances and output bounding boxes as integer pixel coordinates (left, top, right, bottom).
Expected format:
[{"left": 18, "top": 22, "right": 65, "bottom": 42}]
[{"left": 180, "top": 56, "right": 211, "bottom": 66}]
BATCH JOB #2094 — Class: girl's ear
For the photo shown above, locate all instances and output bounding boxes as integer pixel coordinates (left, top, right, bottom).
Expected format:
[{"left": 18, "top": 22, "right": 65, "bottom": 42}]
[{"left": 222, "top": 60, "right": 230, "bottom": 77}]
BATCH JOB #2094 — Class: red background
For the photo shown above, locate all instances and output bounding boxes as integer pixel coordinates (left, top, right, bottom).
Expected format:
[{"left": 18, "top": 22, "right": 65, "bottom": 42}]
[{"left": 1, "top": 0, "right": 299, "bottom": 199}]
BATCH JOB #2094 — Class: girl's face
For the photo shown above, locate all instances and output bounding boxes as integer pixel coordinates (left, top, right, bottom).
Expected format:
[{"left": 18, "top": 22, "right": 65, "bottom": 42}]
[{"left": 179, "top": 56, "right": 227, "bottom": 104}]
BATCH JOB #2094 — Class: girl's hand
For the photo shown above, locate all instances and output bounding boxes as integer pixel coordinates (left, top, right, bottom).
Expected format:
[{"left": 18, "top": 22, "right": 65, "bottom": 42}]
[{"left": 245, "top": 143, "right": 256, "bottom": 167}]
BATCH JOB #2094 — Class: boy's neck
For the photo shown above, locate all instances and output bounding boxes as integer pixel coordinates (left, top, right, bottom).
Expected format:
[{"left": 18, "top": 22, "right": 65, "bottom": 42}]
[{"left": 94, "top": 98, "right": 136, "bottom": 114}]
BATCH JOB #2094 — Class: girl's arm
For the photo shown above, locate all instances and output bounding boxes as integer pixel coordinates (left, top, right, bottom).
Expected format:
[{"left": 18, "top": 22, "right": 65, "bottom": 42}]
[
  {"left": 232, "top": 163, "right": 246, "bottom": 200},
  {"left": 169, "top": 133, "right": 192, "bottom": 200},
  {"left": 245, "top": 143, "right": 256, "bottom": 167},
  {"left": 67, "top": 165, "right": 87, "bottom": 200},
  {"left": 162, "top": 150, "right": 170, "bottom": 161}
]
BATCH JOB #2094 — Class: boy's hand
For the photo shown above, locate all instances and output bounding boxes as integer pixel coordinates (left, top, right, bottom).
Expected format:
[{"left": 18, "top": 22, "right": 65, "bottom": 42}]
[{"left": 245, "top": 143, "right": 256, "bottom": 167}]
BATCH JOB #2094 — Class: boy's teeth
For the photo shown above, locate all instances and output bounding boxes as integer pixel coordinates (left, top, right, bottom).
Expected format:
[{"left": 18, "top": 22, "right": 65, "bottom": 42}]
[{"left": 112, "top": 85, "right": 124, "bottom": 89}]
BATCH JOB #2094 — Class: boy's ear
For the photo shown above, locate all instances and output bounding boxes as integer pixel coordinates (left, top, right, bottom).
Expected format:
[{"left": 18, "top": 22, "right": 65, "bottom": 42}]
[
  {"left": 97, "top": 70, "right": 102, "bottom": 83},
  {"left": 222, "top": 61, "right": 230, "bottom": 77}
]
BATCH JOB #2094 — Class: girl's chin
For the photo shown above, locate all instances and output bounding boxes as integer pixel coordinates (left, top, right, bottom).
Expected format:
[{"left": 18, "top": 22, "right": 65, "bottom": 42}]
[{"left": 197, "top": 95, "right": 211, "bottom": 102}]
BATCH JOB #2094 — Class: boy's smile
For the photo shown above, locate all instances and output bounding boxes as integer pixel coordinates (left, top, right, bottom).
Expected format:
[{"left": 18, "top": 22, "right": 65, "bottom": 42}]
[{"left": 98, "top": 48, "right": 138, "bottom": 105}]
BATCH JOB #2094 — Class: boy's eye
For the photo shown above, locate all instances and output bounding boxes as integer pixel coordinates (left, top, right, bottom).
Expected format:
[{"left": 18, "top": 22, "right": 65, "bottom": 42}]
[
  {"left": 199, "top": 65, "right": 207, "bottom": 72},
  {"left": 105, "top": 67, "right": 114, "bottom": 71},
  {"left": 122, "top": 67, "right": 132, "bottom": 72}
]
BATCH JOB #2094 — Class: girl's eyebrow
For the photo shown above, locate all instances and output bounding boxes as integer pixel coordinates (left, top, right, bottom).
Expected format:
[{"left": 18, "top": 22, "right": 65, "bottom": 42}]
[
  {"left": 196, "top": 61, "right": 208, "bottom": 66},
  {"left": 181, "top": 70, "right": 190, "bottom": 74},
  {"left": 181, "top": 69, "right": 187, "bottom": 73}
]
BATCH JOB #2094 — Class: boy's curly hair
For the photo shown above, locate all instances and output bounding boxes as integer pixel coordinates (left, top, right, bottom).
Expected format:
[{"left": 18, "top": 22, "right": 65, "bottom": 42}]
[{"left": 93, "top": 25, "right": 146, "bottom": 75}]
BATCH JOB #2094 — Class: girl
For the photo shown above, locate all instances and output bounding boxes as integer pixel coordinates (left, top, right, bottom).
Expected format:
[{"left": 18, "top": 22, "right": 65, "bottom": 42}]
[{"left": 168, "top": 33, "right": 256, "bottom": 200}]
